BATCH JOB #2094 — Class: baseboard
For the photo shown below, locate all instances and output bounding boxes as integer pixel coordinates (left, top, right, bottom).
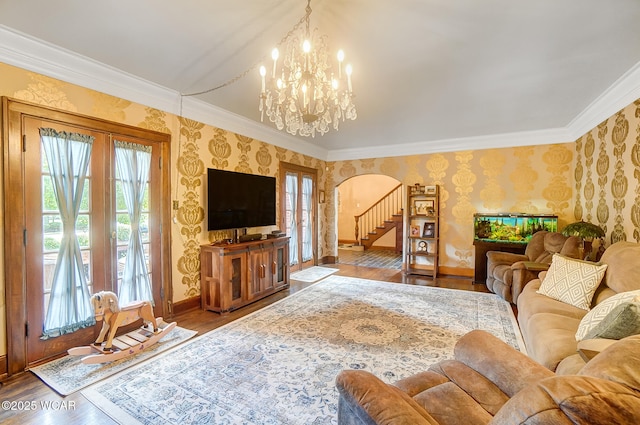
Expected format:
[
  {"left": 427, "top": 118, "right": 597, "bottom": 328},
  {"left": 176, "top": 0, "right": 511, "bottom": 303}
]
[
  {"left": 439, "top": 266, "right": 474, "bottom": 278},
  {"left": 338, "top": 239, "right": 357, "bottom": 245},
  {"left": 172, "top": 296, "right": 202, "bottom": 315},
  {"left": 320, "top": 255, "right": 337, "bottom": 264},
  {"left": 367, "top": 245, "right": 397, "bottom": 251},
  {"left": 0, "top": 354, "right": 7, "bottom": 380}
]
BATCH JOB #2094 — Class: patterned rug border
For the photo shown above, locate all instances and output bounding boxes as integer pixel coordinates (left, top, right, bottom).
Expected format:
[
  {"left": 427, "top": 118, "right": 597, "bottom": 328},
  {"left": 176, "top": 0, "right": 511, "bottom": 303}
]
[
  {"left": 82, "top": 276, "right": 526, "bottom": 424},
  {"left": 30, "top": 325, "right": 198, "bottom": 395},
  {"left": 290, "top": 266, "right": 339, "bottom": 282},
  {"left": 196, "top": 275, "right": 526, "bottom": 353}
]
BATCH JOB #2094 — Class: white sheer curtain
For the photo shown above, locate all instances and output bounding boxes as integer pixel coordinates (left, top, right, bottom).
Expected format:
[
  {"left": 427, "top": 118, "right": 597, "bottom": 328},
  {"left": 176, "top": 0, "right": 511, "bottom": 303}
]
[
  {"left": 302, "top": 175, "right": 313, "bottom": 262},
  {"left": 114, "top": 140, "right": 153, "bottom": 305},
  {"left": 286, "top": 173, "right": 299, "bottom": 265},
  {"left": 40, "top": 128, "right": 95, "bottom": 339}
]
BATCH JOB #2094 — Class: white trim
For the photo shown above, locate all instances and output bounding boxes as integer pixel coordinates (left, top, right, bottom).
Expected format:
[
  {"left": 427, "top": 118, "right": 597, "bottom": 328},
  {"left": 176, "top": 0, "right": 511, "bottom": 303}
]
[
  {"left": 326, "top": 127, "right": 573, "bottom": 161},
  {"left": 0, "top": 25, "right": 326, "bottom": 160},
  {"left": 567, "top": 60, "right": 640, "bottom": 140},
  {"left": 2, "top": 25, "right": 639, "bottom": 162}
]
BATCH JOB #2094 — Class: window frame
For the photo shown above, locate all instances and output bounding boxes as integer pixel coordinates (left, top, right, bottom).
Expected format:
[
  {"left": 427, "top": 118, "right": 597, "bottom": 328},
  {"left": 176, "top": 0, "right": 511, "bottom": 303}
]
[{"left": 2, "top": 97, "right": 173, "bottom": 375}]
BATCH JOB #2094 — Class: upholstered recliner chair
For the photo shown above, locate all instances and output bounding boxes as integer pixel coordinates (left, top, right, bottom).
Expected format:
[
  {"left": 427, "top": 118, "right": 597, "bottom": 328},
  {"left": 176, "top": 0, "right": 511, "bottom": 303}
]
[
  {"left": 485, "top": 231, "right": 581, "bottom": 303},
  {"left": 335, "top": 329, "right": 640, "bottom": 425}
]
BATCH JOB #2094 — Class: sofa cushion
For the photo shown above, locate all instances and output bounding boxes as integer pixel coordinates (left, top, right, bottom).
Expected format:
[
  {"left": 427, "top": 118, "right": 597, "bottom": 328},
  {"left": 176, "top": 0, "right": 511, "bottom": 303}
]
[
  {"left": 520, "top": 313, "right": 583, "bottom": 371},
  {"left": 518, "top": 281, "right": 587, "bottom": 324},
  {"left": 537, "top": 254, "right": 607, "bottom": 310},
  {"left": 575, "top": 290, "right": 640, "bottom": 341},
  {"left": 583, "top": 299, "right": 640, "bottom": 340},
  {"left": 492, "top": 375, "right": 640, "bottom": 425},
  {"left": 413, "top": 382, "right": 493, "bottom": 425},
  {"left": 599, "top": 241, "right": 640, "bottom": 293},
  {"left": 578, "top": 334, "right": 640, "bottom": 390}
]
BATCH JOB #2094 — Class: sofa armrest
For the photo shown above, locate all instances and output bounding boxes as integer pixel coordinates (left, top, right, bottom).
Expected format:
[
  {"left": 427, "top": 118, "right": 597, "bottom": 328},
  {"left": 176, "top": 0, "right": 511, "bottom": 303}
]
[
  {"left": 453, "top": 330, "right": 554, "bottom": 397},
  {"left": 486, "top": 251, "right": 529, "bottom": 266},
  {"left": 511, "top": 263, "right": 547, "bottom": 303},
  {"left": 336, "top": 370, "right": 439, "bottom": 425}
]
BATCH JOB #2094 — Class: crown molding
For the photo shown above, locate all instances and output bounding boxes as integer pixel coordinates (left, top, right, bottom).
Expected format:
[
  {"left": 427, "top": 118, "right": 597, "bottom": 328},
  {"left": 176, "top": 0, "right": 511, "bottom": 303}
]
[
  {"left": 0, "top": 25, "right": 327, "bottom": 161},
  {"left": 325, "top": 127, "right": 573, "bottom": 161},
  {"left": 567, "top": 60, "right": 640, "bottom": 140},
  {"left": 2, "top": 25, "right": 639, "bottom": 163}
]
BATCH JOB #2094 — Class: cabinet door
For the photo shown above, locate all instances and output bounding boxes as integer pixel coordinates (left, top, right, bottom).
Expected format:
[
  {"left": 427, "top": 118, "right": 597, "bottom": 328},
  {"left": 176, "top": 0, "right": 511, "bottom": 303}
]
[
  {"left": 273, "top": 241, "right": 289, "bottom": 289},
  {"left": 248, "top": 248, "right": 274, "bottom": 300},
  {"left": 223, "top": 252, "right": 247, "bottom": 310}
]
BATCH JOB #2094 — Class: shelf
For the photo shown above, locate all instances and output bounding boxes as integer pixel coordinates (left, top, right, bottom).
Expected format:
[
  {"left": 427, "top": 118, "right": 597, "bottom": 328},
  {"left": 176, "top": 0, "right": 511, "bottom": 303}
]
[
  {"left": 405, "top": 184, "right": 439, "bottom": 278},
  {"left": 408, "top": 252, "right": 436, "bottom": 258}
]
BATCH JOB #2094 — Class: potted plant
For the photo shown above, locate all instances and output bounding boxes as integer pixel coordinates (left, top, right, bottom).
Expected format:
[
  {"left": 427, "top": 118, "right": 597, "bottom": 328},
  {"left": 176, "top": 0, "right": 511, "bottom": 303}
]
[{"left": 562, "top": 220, "right": 605, "bottom": 261}]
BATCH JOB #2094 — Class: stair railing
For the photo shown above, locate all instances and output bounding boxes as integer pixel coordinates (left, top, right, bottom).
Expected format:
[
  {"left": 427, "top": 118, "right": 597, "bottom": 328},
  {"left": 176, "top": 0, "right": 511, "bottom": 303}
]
[{"left": 354, "top": 183, "right": 403, "bottom": 245}]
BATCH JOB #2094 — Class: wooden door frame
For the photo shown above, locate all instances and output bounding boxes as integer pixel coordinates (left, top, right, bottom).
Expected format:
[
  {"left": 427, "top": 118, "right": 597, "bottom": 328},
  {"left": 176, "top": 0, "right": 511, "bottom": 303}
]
[
  {"left": 278, "top": 162, "right": 318, "bottom": 270},
  {"left": 1, "top": 97, "right": 173, "bottom": 375}
]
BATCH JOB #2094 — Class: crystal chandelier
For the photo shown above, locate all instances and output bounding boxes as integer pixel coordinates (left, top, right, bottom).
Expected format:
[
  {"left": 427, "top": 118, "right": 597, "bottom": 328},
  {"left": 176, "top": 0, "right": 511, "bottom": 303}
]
[{"left": 259, "top": 0, "right": 356, "bottom": 137}]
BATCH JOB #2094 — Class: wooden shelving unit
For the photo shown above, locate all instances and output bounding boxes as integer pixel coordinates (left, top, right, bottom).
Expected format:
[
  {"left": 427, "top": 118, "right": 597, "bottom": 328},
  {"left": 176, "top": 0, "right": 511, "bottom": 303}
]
[
  {"left": 404, "top": 184, "right": 439, "bottom": 277},
  {"left": 200, "top": 237, "right": 289, "bottom": 313}
]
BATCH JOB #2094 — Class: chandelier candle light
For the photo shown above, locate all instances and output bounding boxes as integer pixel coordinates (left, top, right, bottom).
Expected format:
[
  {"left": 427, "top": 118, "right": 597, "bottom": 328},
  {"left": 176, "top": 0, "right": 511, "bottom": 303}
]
[{"left": 259, "top": 0, "right": 356, "bottom": 137}]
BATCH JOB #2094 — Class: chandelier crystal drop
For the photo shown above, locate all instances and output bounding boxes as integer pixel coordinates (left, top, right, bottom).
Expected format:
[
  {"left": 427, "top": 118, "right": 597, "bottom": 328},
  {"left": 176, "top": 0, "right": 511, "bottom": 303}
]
[{"left": 258, "top": 0, "right": 356, "bottom": 137}]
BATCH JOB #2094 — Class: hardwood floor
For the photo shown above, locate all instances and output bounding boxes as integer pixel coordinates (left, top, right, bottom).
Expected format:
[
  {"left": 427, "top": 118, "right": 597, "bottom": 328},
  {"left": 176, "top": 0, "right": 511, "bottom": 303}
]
[{"left": 0, "top": 264, "right": 489, "bottom": 424}]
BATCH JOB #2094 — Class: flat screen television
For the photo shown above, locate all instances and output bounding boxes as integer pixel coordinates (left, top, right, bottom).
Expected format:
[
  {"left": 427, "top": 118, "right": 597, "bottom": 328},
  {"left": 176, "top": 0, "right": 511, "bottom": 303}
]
[{"left": 207, "top": 168, "right": 277, "bottom": 231}]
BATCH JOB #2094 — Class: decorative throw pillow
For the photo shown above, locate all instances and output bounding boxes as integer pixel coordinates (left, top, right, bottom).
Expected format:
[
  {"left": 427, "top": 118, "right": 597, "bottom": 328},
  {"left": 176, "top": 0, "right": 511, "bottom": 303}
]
[
  {"left": 583, "top": 299, "right": 640, "bottom": 340},
  {"left": 576, "top": 291, "right": 640, "bottom": 341},
  {"left": 537, "top": 254, "right": 607, "bottom": 311}
]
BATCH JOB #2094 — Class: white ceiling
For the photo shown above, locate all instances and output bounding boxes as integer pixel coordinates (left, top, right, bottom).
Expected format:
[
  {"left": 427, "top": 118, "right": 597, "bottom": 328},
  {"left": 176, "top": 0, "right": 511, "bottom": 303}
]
[{"left": 1, "top": 0, "right": 640, "bottom": 161}]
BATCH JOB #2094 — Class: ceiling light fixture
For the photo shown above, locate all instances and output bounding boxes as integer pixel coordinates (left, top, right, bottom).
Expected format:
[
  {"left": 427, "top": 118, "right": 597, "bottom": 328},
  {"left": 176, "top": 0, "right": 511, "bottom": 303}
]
[{"left": 259, "top": 0, "right": 356, "bottom": 137}]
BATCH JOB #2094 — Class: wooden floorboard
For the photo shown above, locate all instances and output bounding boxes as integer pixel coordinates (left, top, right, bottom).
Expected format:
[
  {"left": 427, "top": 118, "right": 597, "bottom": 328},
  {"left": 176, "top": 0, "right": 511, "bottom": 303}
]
[{"left": 0, "top": 264, "right": 490, "bottom": 424}]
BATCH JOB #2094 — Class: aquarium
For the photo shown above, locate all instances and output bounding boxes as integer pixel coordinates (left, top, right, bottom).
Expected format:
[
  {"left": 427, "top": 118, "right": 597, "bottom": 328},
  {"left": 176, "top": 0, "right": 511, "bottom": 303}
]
[{"left": 473, "top": 213, "right": 558, "bottom": 243}]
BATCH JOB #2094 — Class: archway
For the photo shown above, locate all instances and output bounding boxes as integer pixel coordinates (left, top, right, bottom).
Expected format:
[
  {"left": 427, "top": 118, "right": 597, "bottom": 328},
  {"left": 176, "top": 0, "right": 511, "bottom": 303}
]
[{"left": 336, "top": 174, "right": 403, "bottom": 269}]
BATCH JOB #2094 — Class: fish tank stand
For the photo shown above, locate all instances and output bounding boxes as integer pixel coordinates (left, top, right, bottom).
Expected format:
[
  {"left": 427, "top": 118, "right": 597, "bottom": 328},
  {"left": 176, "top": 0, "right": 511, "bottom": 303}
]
[{"left": 473, "top": 213, "right": 558, "bottom": 284}]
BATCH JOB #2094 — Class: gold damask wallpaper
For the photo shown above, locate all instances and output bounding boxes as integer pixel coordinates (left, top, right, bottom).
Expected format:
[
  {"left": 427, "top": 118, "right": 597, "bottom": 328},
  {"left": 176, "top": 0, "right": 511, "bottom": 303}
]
[
  {"left": 1, "top": 61, "right": 640, "bottom": 356},
  {"left": 329, "top": 144, "right": 575, "bottom": 274},
  {"left": 573, "top": 100, "right": 640, "bottom": 244}
]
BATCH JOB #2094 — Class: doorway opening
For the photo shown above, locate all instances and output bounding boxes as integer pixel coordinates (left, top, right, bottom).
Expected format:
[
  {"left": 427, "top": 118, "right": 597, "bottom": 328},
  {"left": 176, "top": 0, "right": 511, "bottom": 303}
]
[{"left": 336, "top": 174, "right": 403, "bottom": 270}]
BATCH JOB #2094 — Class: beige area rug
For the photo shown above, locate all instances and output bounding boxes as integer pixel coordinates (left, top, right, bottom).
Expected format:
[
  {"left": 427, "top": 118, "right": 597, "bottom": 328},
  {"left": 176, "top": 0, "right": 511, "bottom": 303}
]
[
  {"left": 290, "top": 265, "right": 339, "bottom": 282},
  {"left": 30, "top": 324, "right": 197, "bottom": 395},
  {"left": 82, "top": 275, "right": 524, "bottom": 424}
]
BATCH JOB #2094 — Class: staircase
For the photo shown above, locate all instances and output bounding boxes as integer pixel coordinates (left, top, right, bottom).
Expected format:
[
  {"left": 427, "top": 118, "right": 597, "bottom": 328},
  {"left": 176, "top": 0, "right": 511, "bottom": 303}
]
[{"left": 354, "top": 184, "right": 403, "bottom": 252}]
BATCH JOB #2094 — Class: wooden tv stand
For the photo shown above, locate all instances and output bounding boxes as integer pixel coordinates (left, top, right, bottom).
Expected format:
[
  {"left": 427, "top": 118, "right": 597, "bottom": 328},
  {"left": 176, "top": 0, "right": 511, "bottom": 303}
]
[{"left": 200, "top": 237, "right": 290, "bottom": 313}]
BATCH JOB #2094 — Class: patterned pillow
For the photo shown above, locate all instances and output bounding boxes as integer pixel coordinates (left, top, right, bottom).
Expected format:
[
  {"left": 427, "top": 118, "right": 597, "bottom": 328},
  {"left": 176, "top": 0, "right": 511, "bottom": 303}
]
[
  {"left": 576, "top": 291, "right": 640, "bottom": 341},
  {"left": 537, "top": 254, "right": 607, "bottom": 311},
  {"left": 583, "top": 300, "right": 640, "bottom": 340}
]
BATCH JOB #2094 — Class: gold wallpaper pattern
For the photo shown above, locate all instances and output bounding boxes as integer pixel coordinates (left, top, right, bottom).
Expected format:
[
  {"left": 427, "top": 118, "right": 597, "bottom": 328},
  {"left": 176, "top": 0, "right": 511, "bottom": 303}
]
[
  {"left": 4, "top": 62, "right": 640, "bottom": 305},
  {"left": 480, "top": 149, "right": 506, "bottom": 210},
  {"left": 176, "top": 118, "right": 207, "bottom": 298},
  {"left": 542, "top": 145, "right": 572, "bottom": 216},
  {"left": 584, "top": 132, "right": 596, "bottom": 222},
  {"left": 510, "top": 146, "right": 539, "bottom": 212},
  {"left": 574, "top": 100, "right": 640, "bottom": 245},
  {"left": 633, "top": 101, "right": 640, "bottom": 242},
  {"left": 331, "top": 144, "right": 576, "bottom": 270}
]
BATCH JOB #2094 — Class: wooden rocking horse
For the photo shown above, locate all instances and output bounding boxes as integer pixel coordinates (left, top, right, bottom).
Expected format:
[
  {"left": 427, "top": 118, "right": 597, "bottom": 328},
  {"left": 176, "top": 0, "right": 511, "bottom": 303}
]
[{"left": 68, "top": 291, "right": 176, "bottom": 364}]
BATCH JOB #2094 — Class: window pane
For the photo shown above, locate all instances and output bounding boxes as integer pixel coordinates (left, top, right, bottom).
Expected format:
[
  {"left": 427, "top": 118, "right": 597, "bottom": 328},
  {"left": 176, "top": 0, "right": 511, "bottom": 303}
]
[
  {"left": 117, "top": 213, "right": 131, "bottom": 243},
  {"left": 42, "top": 176, "right": 58, "bottom": 212},
  {"left": 142, "top": 182, "right": 149, "bottom": 210},
  {"left": 79, "top": 180, "right": 90, "bottom": 212},
  {"left": 43, "top": 253, "right": 57, "bottom": 291},
  {"left": 115, "top": 180, "right": 127, "bottom": 211},
  {"left": 140, "top": 213, "right": 149, "bottom": 243}
]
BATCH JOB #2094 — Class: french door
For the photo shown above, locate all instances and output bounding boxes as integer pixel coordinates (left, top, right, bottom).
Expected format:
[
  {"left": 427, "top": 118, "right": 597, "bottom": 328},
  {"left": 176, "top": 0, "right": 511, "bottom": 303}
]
[
  {"left": 3, "top": 98, "right": 172, "bottom": 373},
  {"left": 280, "top": 162, "right": 317, "bottom": 271}
]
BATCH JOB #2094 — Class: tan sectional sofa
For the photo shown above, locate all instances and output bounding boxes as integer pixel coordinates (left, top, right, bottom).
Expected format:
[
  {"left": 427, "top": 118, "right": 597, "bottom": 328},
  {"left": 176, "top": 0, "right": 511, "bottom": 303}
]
[
  {"left": 335, "top": 241, "right": 640, "bottom": 424},
  {"left": 517, "top": 240, "right": 640, "bottom": 374},
  {"left": 336, "top": 329, "right": 640, "bottom": 424}
]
